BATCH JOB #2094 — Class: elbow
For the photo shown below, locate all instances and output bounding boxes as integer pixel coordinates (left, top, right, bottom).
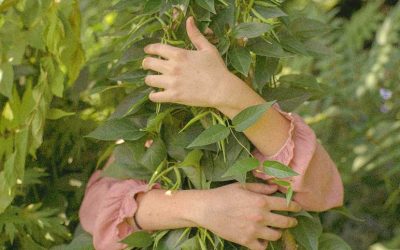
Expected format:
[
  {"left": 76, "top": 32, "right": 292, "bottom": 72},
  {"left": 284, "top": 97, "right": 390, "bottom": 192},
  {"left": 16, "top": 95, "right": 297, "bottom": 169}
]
[{"left": 294, "top": 182, "right": 344, "bottom": 212}]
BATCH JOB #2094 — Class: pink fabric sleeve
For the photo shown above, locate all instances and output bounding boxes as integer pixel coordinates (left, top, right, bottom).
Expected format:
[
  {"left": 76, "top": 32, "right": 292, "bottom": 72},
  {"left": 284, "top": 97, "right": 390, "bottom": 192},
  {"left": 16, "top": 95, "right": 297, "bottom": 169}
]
[
  {"left": 79, "top": 170, "right": 160, "bottom": 250},
  {"left": 251, "top": 104, "right": 344, "bottom": 211}
]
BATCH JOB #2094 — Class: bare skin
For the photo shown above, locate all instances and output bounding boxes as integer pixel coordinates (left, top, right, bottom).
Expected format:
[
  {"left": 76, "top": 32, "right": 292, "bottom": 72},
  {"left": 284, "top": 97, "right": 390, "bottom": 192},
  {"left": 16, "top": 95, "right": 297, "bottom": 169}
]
[
  {"left": 136, "top": 183, "right": 300, "bottom": 250},
  {"left": 135, "top": 16, "right": 340, "bottom": 250}
]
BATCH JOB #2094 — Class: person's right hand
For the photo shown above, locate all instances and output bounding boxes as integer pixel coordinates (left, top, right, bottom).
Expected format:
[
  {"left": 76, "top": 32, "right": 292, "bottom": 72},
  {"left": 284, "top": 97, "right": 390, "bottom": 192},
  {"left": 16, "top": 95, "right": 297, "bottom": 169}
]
[{"left": 193, "top": 183, "right": 301, "bottom": 250}]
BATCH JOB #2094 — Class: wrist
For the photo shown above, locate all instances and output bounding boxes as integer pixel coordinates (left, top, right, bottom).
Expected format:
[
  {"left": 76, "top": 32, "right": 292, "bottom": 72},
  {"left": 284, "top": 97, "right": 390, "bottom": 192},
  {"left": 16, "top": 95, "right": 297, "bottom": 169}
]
[
  {"left": 178, "top": 189, "right": 209, "bottom": 227},
  {"left": 135, "top": 189, "right": 205, "bottom": 230},
  {"left": 214, "top": 74, "right": 266, "bottom": 119}
]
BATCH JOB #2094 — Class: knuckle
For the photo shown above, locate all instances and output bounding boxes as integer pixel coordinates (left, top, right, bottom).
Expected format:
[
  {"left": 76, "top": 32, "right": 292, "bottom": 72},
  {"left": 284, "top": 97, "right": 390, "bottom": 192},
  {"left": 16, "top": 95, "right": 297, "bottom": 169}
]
[
  {"left": 169, "top": 89, "right": 181, "bottom": 100},
  {"left": 250, "top": 213, "right": 264, "bottom": 223},
  {"left": 175, "top": 50, "right": 187, "bottom": 59},
  {"left": 247, "top": 224, "right": 258, "bottom": 235},
  {"left": 242, "top": 236, "right": 253, "bottom": 246},
  {"left": 255, "top": 197, "right": 268, "bottom": 208}
]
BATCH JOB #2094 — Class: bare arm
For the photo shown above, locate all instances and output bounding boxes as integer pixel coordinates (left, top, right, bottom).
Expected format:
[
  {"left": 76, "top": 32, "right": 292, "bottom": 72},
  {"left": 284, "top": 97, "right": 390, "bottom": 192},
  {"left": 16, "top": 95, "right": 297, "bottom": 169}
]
[
  {"left": 135, "top": 183, "right": 300, "bottom": 250},
  {"left": 143, "top": 16, "right": 344, "bottom": 211}
]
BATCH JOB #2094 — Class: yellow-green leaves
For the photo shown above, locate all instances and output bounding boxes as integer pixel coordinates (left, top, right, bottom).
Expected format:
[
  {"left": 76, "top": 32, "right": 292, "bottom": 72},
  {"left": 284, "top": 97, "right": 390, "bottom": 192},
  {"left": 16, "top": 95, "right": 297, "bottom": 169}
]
[
  {"left": 228, "top": 47, "right": 251, "bottom": 76},
  {"left": 222, "top": 157, "right": 259, "bottom": 183},
  {"left": 0, "top": 62, "right": 13, "bottom": 98},
  {"left": 46, "top": 109, "right": 75, "bottom": 120},
  {"left": 232, "top": 101, "right": 274, "bottom": 132},
  {"left": 263, "top": 160, "right": 299, "bottom": 178},
  {"left": 122, "top": 231, "right": 153, "bottom": 248},
  {"left": 187, "top": 124, "right": 230, "bottom": 148}
]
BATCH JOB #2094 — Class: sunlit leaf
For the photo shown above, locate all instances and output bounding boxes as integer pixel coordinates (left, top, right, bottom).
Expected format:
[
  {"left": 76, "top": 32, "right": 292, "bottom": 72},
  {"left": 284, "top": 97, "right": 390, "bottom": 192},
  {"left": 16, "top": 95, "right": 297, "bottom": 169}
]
[
  {"left": 263, "top": 160, "right": 299, "bottom": 178},
  {"left": 187, "top": 124, "right": 230, "bottom": 148},
  {"left": 121, "top": 231, "right": 153, "bottom": 248},
  {"left": 222, "top": 157, "right": 259, "bottom": 183},
  {"left": 232, "top": 102, "right": 274, "bottom": 132}
]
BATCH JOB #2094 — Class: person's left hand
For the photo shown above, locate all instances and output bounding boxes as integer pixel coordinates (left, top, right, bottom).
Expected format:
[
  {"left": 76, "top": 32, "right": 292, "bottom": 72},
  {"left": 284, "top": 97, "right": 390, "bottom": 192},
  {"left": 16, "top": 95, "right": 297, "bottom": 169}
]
[{"left": 142, "top": 16, "right": 261, "bottom": 116}]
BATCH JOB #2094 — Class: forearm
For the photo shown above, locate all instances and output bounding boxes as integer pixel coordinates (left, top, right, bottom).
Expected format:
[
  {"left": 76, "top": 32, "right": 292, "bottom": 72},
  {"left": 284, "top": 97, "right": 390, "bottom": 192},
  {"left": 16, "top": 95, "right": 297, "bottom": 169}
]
[
  {"left": 135, "top": 189, "right": 205, "bottom": 231},
  {"left": 216, "top": 74, "right": 291, "bottom": 157}
]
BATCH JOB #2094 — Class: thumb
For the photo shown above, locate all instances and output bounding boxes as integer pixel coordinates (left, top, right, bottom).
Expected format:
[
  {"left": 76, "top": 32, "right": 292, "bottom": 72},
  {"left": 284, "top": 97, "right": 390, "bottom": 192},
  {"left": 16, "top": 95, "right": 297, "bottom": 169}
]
[
  {"left": 186, "top": 16, "right": 212, "bottom": 50},
  {"left": 243, "top": 183, "right": 278, "bottom": 195}
]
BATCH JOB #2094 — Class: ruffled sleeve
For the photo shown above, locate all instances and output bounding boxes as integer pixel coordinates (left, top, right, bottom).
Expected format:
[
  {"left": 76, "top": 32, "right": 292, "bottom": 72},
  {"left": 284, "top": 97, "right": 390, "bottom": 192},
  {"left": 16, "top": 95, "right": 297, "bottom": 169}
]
[
  {"left": 79, "top": 170, "right": 160, "bottom": 250},
  {"left": 251, "top": 104, "right": 344, "bottom": 211}
]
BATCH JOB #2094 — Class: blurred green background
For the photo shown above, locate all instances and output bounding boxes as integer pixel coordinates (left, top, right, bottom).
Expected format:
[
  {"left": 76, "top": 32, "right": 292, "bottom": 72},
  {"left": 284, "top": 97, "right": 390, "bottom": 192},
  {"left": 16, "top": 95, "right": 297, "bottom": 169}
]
[{"left": 0, "top": 0, "right": 399, "bottom": 249}]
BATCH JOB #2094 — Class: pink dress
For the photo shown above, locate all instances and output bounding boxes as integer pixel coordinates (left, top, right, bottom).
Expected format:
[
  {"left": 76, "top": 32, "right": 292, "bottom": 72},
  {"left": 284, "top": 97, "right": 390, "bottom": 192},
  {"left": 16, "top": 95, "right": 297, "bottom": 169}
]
[{"left": 79, "top": 105, "right": 344, "bottom": 250}]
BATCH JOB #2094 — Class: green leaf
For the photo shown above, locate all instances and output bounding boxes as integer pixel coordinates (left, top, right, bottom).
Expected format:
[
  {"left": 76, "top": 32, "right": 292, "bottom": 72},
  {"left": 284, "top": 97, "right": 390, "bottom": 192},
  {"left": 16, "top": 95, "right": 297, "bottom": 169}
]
[
  {"left": 102, "top": 162, "right": 153, "bottom": 180},
  {"left": 253, "top": 5, "right": 287, "bottom": 19},
  {"left": 248, "top": 38, "right": 289, "bottom": 58},
  {"left": 263, "top": 87, "right": 311, "bottom": 112},
  {"left": 263, "top": 160, "right": 299, "bottom": 178},
  {"left": 179, "top": 150, "right": 209, "bottom": 189},
  {"left": 279, "top": 74, "right": 324, "bottom": 98},
  {"left": 271, "top": 179, "right": 291, "bottom": 187},
  {"left": 46, "top": 108, "right": 75, "bottom": 120},
  {"left": 109, "top": 70, "right": 147, "bottom": 83},
  {"left": 85, "top": 119, "right": 146, "bottom": 141},
  {"left": 109, "top": 87, "right": 151, "bottom": 119},
  {"left": 0, "top": 62, "right": 14, "bottom": 98},
  {"left": 140, "top": 137, "right": 167, "bottom": 171},
  {"left": 232, "top": 102, "right": 274, "bottom": 132},
  {"left": 289, "top": 17, "right": 330, "bottom": 40},
  {"left": 121, "top": 231, "right": 153, "bottom": 248},
  {"left": 187, "top": 124, "right": 230, "bottom": 148},
  {"left": 194, "top": 0, "right": 216, "bottom": 14},
  {"left": 222, "top": 157, "right": 259, "bottom": 183},
  {"left": 279, "top": 30, "right": 309, "bottom": 56},
  {"left": 228, "top": 47, "right": 251, "bottom": 76},
  {"left": 290, "top": 214, "right": 322, "bottom": 250},
  {"left": 233, "top": 22, "right": 271, "bottom": 39},
  {"left": 330, "top": 206, "right": 365, "bottom": 222},
  {"left": 146, "top": 108, "right": 173, "bottom": 133},
  {"left": 319, "top": 233, "right": 352, "bottom": 250},
  {"left": 143, "top": 0, "right": 162, "bottom": 15},
  {"left": 286, "top": 185, "right": 294, "bottom": 206},
  {"left": 253, "top": 56, "right": 279, "bottom": 92}
]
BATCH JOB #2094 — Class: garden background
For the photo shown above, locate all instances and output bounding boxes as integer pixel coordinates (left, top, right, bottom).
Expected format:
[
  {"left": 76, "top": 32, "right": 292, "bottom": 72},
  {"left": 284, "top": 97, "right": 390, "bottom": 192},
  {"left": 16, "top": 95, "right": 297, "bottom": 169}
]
[{"left": 0, "top": 0, "right": 399, "bottom": 249}]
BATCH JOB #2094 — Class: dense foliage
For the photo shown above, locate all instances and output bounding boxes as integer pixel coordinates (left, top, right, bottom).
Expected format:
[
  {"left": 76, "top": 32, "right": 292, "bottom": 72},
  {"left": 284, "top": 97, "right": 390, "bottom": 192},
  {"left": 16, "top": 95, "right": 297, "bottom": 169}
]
[{"left": 0, "top": 0, "right": 398, "bottom": 249}]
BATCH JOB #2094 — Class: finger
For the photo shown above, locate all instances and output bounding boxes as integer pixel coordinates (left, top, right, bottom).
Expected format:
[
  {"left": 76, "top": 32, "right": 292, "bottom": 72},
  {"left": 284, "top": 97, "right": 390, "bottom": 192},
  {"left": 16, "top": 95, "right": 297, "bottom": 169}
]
[
  {"left": 144, "top": 75, "right": 171, "bottom": 89},
  {"left": 267, "top": 197, "right": 302, "bottom": 212},
  {"left": 264, "top": 213, "right": 298, "bottom": 229},
  {"left": 142, "top": 57, "right": 170, "bottom": 74},
  {"left": 186, "top": 16, "right": 212, "bottom": 50},
  {"left": 248, "top": 239, "right": 269, "bottom": 250},
  {"left": 204, "top": 27, "right": 214, "bottom": 35},
  {"left": 149, "top": 90, "right": 173, "bottom": 103},
  {"left": 144, "top": 43, "right": 184, "bottom": 60},
  {"left": 243, "top": 183, "right": 278, "bottom": 195},
  {"left": 257, "top": 227, "right": 282, "bottom": 242}
]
